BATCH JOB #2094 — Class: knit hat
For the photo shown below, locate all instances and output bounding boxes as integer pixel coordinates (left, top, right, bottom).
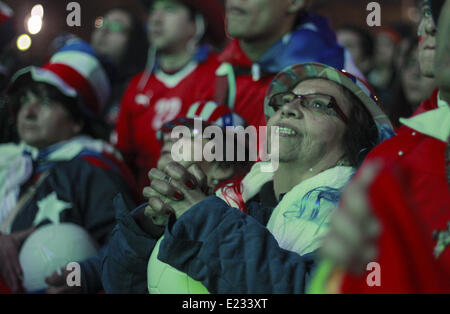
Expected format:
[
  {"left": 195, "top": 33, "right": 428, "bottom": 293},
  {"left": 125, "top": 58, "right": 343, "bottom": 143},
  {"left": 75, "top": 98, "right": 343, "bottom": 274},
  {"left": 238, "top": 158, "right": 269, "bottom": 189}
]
[
  {"left": 142, "top": 0, "right": 226, "bottom": 47},
  {"left": 8, "top": 39, "right": 111, "bottom": 119},
  {"left": 264, "top": 62, "right": 395, "bottom": 143},
  {"left": 157, "top": 101, "right": 245, "bottom": 140}
]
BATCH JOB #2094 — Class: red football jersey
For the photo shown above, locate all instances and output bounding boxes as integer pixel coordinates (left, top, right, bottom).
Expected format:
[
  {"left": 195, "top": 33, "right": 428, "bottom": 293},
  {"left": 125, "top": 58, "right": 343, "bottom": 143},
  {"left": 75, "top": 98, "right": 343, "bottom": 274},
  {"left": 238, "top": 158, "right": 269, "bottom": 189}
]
[
  {"left": 216, "top": 39, "right": 271, "bottom": 128},
  {"left": 115, "top": 53, "right": 220, "bottom": 192}
]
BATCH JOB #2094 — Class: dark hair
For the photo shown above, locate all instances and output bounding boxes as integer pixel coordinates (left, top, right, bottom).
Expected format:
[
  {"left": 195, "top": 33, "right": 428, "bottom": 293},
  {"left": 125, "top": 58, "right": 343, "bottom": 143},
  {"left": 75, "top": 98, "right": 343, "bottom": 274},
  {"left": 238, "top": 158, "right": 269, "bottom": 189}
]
[
  {"left": 338, "top": 25, "right": 375, "bottom": 59},
  {"left": 9, "top": 82, "right": 104, "bottom": 139},
  {"left": 217, "top": 127, "right": 253, "bottom": 172},
  {"left": 340, "top": 86, "right": 379, "bottom": 168},
  {"left": 102, "top": 7, "right": 149, "bottom": 80}
]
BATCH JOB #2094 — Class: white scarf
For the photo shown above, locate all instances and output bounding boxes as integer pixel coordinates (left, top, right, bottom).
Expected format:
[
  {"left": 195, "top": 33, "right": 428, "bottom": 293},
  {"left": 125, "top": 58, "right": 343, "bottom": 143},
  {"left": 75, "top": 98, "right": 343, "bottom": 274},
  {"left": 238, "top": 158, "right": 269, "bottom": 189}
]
[{"left": 267, "top": 166, "right": 355, "bottom": 256}]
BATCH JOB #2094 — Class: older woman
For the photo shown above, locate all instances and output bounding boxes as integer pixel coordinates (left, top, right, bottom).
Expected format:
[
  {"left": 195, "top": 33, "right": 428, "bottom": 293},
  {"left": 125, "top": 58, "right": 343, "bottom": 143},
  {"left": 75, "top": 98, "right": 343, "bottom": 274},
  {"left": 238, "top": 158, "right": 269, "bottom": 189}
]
[
  {"left": 145, "top": 62, "right": 394, "bottom": 293},
  {"left": 90, "top": 7, "right": 149, "bottom": 137}
]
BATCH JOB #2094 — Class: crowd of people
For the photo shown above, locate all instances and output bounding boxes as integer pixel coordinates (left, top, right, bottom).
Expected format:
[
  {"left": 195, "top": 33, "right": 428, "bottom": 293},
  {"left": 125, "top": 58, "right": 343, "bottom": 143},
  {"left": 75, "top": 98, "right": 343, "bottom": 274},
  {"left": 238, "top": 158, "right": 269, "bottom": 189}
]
[{"left": 0, "top": 0, "right": 448, "bottom": 294}]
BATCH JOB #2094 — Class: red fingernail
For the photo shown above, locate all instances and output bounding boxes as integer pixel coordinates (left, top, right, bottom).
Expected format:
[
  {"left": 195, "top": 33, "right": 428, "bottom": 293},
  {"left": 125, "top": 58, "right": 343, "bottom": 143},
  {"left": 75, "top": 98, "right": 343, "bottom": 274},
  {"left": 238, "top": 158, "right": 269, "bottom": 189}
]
[
  {"left": 186, "top": 180, "right": 196, "bottom": 189},
  {"left": 165, "top": 210, "right": 174, "bottom": 215},
  {"left": 174, "top": 192, "right": 184, "bottom": 200}
]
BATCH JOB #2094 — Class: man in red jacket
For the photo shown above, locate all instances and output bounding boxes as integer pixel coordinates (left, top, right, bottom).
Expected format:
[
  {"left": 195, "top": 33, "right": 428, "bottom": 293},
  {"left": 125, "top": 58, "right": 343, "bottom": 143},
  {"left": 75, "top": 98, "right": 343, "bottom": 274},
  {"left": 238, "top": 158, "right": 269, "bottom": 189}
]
[{"left": 314, "top": 0, "right": 450, "bottom": 293}]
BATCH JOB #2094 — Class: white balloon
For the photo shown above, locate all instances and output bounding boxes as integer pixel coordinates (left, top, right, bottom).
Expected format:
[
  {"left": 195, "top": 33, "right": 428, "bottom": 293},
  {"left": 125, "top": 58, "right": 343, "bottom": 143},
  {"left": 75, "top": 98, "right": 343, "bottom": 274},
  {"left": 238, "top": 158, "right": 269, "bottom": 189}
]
[{"left": 19, "top": 223, "right": 98, "bottom": 292}]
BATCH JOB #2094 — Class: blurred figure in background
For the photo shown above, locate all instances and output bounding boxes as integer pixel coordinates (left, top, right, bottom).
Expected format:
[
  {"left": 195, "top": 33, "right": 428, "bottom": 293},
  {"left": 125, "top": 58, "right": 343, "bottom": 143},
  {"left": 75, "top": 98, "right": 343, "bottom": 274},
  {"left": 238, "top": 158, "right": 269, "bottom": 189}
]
[
  {"left": 0, "top": 1, "right": 20, "bottom": 144},
  {"left": 368, "top": 27, "right": 402, "bottom": 105},
  {"left": 313, "top": 0, "right": 449, "bottom": 294},
  {"left": 90, "top": 7, "right": 149, "bottom": 139},
  {"left": 337, "top": 25, "right": 375, "bottom": 78},
  {"left": 385, "top": 38, "right": 436, "bottom": 128},
  {"left": 114, "top": 0, "right": 226, "bottom": 195},
  {"left": 0, "top": 40, "right": 136, "bottom": 294},
  {"left": 0, "top": 1, "right": 16, "bottom": 89}
]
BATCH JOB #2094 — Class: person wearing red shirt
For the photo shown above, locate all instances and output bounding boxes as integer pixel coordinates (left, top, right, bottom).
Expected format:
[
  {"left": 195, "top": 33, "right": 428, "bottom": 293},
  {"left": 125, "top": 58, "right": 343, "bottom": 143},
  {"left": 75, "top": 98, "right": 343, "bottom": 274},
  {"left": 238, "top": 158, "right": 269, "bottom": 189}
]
[
  {"left": 212, "top": 0, "right": 364, "bottom": 129},
  {"left": 114, "top": 0, "right": 226, "bottom": 193},
  {"left": 313, "top": 0, "right": 450, "bottom": 293}
]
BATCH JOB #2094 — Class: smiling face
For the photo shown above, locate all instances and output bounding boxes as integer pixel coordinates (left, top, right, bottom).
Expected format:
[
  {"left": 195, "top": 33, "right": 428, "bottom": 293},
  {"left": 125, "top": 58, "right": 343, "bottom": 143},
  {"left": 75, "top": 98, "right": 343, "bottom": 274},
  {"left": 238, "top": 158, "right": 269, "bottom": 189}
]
[
  {"left": 337, "top": 29, "right": 373, "bottom": 75},
  {"left": 267, "top": 79, "right": 352, "bottom": 166},
  {"left": 148, "top": 0, "right": 196, "bottom": 53},
  {"left": 17, "top": 88, "right": 82, "bottom": 149},
  {"left": 374, "top": 32, "right": 396, "bottom": 67}
]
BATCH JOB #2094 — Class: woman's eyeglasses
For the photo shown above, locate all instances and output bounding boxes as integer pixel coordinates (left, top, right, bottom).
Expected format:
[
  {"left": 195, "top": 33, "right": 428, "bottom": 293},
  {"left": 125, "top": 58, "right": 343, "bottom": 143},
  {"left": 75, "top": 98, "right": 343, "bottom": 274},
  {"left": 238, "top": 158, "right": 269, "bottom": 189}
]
[{"left": 269, "top": 92, "right": 349, "bottom": 124}]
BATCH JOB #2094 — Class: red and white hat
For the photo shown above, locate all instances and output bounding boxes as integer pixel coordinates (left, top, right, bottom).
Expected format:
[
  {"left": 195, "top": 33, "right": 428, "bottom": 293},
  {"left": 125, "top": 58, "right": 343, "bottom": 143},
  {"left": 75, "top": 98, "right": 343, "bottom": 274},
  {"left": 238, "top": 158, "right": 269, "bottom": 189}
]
[{"left": 8, "top": 39, "right": 110, "bottom": 119}]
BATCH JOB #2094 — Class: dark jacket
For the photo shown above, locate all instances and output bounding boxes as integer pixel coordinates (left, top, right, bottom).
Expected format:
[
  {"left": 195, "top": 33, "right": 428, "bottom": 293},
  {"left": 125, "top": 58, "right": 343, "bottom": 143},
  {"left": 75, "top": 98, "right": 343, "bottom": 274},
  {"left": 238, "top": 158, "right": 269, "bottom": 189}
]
[
  {"left": 101, "top": 182, "right": 317, "bottom": 294},
  {"left": 11, "top": 158, "right": 133, "bottom": 246},
  {"left": 101, "top": 195, "right": 157, "bottom": 294},
  {"left": 158, "top": 195, "right": 317, "bottom": 294}
]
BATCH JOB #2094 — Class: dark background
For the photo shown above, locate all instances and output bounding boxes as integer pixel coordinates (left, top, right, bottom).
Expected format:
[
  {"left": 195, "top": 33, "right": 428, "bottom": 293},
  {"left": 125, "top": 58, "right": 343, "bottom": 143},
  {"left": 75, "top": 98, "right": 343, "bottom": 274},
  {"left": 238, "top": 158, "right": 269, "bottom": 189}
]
[{"left": 3, "top": 0, "right": 421, "bottom": 65}]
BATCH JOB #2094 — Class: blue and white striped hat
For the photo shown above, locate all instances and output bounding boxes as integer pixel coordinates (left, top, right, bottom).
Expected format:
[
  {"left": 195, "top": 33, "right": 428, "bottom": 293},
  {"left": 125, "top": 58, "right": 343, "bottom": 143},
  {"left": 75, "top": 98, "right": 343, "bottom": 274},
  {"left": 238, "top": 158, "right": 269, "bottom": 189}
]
[{"left": 9, "top": 39, "right": 110, "bottom": 119}]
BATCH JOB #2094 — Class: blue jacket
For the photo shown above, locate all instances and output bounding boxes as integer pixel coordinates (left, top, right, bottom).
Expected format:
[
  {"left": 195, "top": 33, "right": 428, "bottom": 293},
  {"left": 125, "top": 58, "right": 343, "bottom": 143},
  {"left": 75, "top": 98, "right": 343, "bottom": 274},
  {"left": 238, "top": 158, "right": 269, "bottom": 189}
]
[
  {"left": 158, "top": 196, "right": 317, "bottom": 294},
  {"left": 100, "top": 180, "right": 317, "bottom": 294},
  {"left": 100, "top": 195, "right": 157, "bottom": 294}
]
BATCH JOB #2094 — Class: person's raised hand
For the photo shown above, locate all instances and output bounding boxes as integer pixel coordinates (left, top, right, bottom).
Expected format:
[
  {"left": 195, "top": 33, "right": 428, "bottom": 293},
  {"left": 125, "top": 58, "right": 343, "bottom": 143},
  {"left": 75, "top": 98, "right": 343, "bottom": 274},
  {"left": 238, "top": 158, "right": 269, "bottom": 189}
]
[{"left": 143, "top": 162, "right": 209, "bottom": 223}]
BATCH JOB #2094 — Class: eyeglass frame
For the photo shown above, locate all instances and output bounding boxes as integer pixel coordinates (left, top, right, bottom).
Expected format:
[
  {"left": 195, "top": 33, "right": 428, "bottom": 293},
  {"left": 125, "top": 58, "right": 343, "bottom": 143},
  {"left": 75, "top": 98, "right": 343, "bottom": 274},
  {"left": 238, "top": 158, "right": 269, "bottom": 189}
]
[
  {"left": 95, "top": 19, "right": 129, "bottom": 33},
  {"left": 268, "top": 91, "right": 350, "bottom": 124}
]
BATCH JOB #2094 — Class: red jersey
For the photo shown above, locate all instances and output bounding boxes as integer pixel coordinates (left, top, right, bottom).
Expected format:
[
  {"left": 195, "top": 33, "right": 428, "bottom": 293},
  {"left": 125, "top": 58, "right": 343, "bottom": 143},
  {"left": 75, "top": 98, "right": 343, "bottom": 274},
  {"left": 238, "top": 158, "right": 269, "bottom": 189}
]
[
  {"left": 215, "top": 39, "right": 272, "bottom": 128},
  {"left": 339, "top": 90, "right": 450, "bottom": 293},
  {"left": 115, "top": 52, "right": 220, "bottom": 192}
]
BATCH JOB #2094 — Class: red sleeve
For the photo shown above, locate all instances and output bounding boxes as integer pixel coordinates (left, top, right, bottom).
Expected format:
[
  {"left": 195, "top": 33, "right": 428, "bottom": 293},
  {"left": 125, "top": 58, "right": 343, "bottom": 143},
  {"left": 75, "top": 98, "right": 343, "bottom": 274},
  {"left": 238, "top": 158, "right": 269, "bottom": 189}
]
[
  {"left": 115, "top": 74, "right": 142, "bottom": 154},
  {"left": 341, "top": 163, "right": 450, "bottom": 293}
]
